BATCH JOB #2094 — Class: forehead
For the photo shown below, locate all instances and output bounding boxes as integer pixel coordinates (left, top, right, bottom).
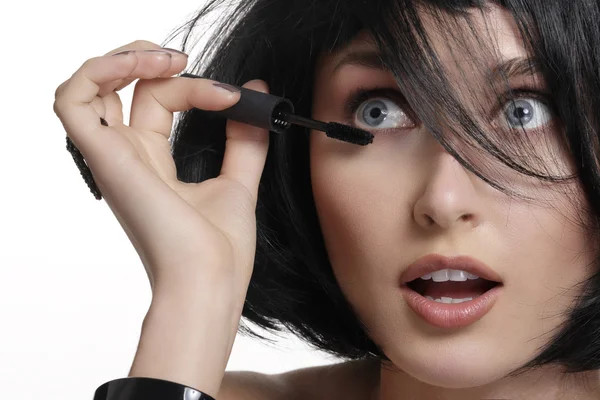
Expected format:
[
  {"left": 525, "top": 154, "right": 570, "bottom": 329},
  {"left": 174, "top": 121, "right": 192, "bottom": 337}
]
[{"left": 318, "top": 4, "right": 526, "bottom": 77}]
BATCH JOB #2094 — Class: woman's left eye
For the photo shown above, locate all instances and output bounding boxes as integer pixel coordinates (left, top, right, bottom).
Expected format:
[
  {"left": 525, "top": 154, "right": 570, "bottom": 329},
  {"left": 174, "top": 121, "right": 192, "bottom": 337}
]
[
  {"left": 502, "top": 98, "right": 553, "bottom": 130},
  {"left": 354, "top": 97, "right": 416, "bottom": 130}
]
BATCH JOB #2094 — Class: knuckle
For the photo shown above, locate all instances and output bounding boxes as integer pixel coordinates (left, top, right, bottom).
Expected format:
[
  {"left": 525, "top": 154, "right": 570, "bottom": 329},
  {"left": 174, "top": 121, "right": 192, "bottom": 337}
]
[
  {"left": 133, "top": 78, "right": 152, "bottom": 92},
  {"left": 132, "top": 39, "right": 159, "bottom": 49},
  {"left": 52, "top": 97, "right": 66, "bottom": 117},
  {"left": 52, "top": 99, "right": 61, "bottom": 116},
  {"left": 54, "top": 81, "right": 66, "bottom": 100},
  {"left": 78, "top": 56, "right": 106, "bottom": 78},
  {"left": 81, "top": 56, "right": 100, "bottom": 69}
]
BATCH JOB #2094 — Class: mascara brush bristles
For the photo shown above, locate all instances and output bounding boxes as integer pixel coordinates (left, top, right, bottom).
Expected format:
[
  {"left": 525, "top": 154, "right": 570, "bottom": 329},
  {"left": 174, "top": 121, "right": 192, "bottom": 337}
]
[
  {"left": 325, "top": 122, "right": 374, "bottom": 146},
  {"left": 278, "top": 112, "right": 374, "bottom": 146}
]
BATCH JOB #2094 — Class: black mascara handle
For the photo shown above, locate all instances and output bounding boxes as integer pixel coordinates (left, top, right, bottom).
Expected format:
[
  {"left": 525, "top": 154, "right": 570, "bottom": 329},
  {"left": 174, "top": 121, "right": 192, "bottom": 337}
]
[
  {"left": 180, "top": 73, "right": 294, "bottom": 134},
  {"left": 67, "top": 75, "right": 297, "bottom": 201}
]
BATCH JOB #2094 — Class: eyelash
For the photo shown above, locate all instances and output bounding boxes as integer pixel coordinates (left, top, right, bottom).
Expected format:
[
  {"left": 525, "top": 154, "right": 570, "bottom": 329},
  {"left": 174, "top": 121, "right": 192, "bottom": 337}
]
[{"left": 342, "top": 86, "right": 555, "bottom": 131}]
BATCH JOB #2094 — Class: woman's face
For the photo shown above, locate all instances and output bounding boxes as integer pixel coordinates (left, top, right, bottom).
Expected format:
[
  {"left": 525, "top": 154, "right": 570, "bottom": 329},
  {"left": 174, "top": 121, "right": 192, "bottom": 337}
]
[{"left": 310, "top": 4, "right": 597, "bottom": 389}]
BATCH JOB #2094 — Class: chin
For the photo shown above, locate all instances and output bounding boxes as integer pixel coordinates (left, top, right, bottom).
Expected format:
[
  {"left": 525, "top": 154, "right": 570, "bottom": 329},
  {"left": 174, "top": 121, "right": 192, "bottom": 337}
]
[
  {"left": 406, "top": 364, "right": 504, "bottom": 389},
  {"left": 383, "top": 344, "right": 513, "bottom": 389}
]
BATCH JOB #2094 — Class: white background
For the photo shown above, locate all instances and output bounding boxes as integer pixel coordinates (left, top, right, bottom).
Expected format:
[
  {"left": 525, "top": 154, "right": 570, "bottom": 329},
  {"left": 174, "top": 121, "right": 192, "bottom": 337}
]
[{"left": 0, "top": 1, "right": 338, "bottom": 399}]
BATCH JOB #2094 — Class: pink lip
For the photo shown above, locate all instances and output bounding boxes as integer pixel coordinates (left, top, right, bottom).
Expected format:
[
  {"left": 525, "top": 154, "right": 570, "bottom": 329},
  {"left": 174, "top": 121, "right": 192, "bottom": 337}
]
[
  {"left": 400, "top": 284, "right": 503, "bottom": 329},
  {"left": 399, "top": 254, "right": 503, "bottom": 329},
  {"left": 400, "top": 254, "right": 503, "bottom": 284}
]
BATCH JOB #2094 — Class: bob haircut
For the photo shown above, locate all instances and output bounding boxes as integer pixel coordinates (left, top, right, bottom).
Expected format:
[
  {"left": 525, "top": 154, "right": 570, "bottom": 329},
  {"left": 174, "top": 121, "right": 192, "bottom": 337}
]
[{"left": 162, "top": 0, "right": 600, "bottom": 376}]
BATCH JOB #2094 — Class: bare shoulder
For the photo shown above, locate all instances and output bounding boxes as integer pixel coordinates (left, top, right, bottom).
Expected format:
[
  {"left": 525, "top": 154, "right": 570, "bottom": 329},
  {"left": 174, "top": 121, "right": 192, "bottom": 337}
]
[
  {"left": 279, "top": 358, "right": 379, "bottom": 400},
  {"left": 218, "top": 359, "right": 379, "bottom": 400},
  {"left": 217, "top": 369, "right": 288, "bottom": 400}
]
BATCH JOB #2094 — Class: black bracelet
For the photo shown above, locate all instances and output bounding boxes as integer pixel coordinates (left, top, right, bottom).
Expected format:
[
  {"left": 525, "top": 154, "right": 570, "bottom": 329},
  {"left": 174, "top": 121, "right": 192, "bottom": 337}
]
[
  {"left": 65, "top": 117, "right": 108, "bottom": 201},
  {"left": 94, "top": 377, "right": 216, "bottom": 400}
]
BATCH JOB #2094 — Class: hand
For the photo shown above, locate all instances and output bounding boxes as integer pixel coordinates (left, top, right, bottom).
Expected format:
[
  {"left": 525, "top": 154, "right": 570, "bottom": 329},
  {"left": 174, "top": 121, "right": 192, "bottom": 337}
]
[{"left": 53, "top": 40, "right": 269, "bottom": 304}]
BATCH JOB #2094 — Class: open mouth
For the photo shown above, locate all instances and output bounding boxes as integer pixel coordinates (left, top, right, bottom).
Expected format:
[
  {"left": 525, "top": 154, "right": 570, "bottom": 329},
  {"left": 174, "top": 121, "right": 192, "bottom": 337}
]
[{"left": 406, "top": 278, "right": 501, "bottom": 302}]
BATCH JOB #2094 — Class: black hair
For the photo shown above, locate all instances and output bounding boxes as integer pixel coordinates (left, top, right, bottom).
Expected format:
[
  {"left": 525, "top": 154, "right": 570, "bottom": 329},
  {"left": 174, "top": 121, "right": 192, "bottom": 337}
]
[{"left": 161, "top": 0, "right": 600, "bottom": 376}]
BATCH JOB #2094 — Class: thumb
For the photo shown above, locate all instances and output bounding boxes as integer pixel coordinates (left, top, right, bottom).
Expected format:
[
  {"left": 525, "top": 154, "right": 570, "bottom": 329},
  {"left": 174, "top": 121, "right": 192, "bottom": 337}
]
[{"left": 219, "top": 79, "right": 270, "bottom": 202}]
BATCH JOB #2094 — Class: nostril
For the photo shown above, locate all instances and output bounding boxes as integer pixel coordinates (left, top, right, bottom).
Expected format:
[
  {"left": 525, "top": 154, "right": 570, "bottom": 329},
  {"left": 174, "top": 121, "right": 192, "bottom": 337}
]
[
  {"left": 460, "top": 214, "right": 473, "bottom": 222},
  {"left": 422, "top": 214, "right": 435, "bottom": 226}
]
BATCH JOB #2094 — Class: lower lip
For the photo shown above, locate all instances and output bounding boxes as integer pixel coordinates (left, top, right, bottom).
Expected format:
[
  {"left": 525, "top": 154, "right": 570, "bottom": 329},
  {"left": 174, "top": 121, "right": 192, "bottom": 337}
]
[{"left": 400, "top": 284, "right": 503, "bottom": 329}]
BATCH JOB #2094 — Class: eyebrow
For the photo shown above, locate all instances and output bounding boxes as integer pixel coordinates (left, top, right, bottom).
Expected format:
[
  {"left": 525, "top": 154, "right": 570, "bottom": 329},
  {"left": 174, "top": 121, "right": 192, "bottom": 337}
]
[
  {"left": 488, "top": 57, "right": 542, "bottom": 82},
  {"left": 330, "top": 49, "right": 389, "bottom": 76},
  {"left": 331, "top": 49, "right": 542, "bottom": 83}
]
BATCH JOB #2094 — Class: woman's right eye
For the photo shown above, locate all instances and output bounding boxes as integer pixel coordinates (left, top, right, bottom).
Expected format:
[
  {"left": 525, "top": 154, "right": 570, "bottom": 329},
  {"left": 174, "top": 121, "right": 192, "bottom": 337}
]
[
  {"left": 353, "top": 97, "right": 416, "bottom": 131},
  {"left": 501, "top": 97, "right": 553, "bottom": 130}
]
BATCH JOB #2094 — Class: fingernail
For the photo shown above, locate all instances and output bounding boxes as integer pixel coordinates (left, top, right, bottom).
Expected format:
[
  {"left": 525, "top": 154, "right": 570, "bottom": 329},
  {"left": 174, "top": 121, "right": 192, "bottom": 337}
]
[
  {"left": 142, "top": 49, "right": 173, "bottom": 57},
  {"left": 112, "top": 50, "right": 134, "bottom": 56},
  {"left": 213, "top": 82, "right": 241, "bottom": 93},
  {"left": 161, "top": 47, "right": 189, "bottom": 57}
]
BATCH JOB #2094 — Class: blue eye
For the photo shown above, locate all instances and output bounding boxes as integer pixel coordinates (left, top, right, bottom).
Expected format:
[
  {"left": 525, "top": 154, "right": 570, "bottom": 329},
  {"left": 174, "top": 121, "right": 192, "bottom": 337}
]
[
  {"left": 354, "top": 97, "right": 415, "bottom": 130},
  {"left": 503, "top": 98, "right": 552, "bottom": 129}
]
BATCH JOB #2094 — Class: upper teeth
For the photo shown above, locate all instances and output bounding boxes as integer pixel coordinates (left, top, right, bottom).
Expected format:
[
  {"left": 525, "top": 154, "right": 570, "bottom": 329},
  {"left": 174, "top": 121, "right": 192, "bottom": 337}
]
[{"left": 420, "top": 269, "right": 480, "bottom": 282}]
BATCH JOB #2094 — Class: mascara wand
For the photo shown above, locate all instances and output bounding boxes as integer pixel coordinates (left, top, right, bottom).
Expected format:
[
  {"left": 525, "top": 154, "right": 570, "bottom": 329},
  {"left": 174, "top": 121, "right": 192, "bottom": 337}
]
[
  {"left": 180, "top": 73, "right": 374, "bottom": 146},
  {"left": 275, "top": 111, "right": 374, "bottom": 146},
  {"left": 65, "top": 73, "right": 375, "bottom": 201}
]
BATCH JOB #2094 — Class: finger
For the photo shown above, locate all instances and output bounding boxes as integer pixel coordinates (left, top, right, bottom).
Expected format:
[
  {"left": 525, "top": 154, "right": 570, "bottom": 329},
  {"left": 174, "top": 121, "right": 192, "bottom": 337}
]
[
  {"left": 129, "top": 76, "right": 242, "bottom": 138},
  {"left": 55, "top": 50, "right": 169, "bottom": 108},
  {"left": 89, "top": 96, "right": 106, "bottom": 119},
  {"left": 219, "top": 80, "right": 270, "bottom": 203},
  {"left": 100, "top": 43, "right": 186, "bottom": 125},
  {"left": 102, "top": 39, "right": 162, "bottom": 56},
  {"left": 97, "top": 50, "right": 187, "bottom": 97},
  {"left": 100, "top": 49, "right": 186, "bottom": 126},
  {"left": 54, "top": 40, "right": 181, "bottom": 99},
  {"left": 97, "top": 50, "right": 182, "bottom": 98},
  {"left": 103, "top": 40, "right": 189, "bottom": 93},
  {"left": 100, "top": 91, "right": 124, "bottom": 126},
  {"left": 54, "top": 49, "right": 187, "bottom": 103},
  {"left": 53, "top": 50, "right": 173, "bottom": 159}
]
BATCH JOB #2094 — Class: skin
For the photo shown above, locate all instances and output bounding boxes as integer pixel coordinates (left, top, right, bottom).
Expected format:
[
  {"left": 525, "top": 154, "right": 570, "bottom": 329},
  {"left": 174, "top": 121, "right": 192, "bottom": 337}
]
[{"left": 308, "top": 4, "right": 600, "bottom": 400}]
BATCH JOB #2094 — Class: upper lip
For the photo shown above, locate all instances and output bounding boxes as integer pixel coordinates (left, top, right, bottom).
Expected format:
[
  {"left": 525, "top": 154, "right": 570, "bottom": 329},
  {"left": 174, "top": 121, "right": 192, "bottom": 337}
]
[{"left": 400, "top": 254, "right": 503, "bottom": 284}]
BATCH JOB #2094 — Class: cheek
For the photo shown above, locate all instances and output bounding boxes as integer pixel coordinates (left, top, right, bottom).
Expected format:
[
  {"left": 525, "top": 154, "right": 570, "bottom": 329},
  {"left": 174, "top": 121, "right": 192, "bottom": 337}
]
[
  {"left": 309, "top": 138, "right": 409, "bottom": 291},
  {"left": 503, "top": 190, "right": 596, "bottom": 290},
  {"left": 487, "top": 187, "right": 597, "bottom": 341},
  {"left": 509, "top": 184, "right": 591, "bottom": 255}
]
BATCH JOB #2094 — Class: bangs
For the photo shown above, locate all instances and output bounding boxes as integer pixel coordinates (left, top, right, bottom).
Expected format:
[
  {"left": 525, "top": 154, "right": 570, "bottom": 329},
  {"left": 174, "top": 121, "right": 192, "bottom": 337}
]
[{"left": 347, "top": 0, "right": 576, "bottom": 198}]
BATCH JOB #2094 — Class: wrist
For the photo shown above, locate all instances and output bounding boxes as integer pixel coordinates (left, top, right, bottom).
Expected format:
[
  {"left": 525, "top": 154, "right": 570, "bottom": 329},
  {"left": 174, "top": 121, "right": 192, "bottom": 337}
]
[
  {"left": 130, "top": 283, "right": 243, "bottom": 398},
  {"left": 147, "top": 284, "right": 243, "bottom": 341}
]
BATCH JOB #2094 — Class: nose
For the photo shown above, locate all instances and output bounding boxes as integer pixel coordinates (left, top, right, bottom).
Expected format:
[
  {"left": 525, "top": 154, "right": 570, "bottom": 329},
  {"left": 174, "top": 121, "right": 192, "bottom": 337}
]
[{"left": 412, "top": 148, "right": 483, "bottom": 231}]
